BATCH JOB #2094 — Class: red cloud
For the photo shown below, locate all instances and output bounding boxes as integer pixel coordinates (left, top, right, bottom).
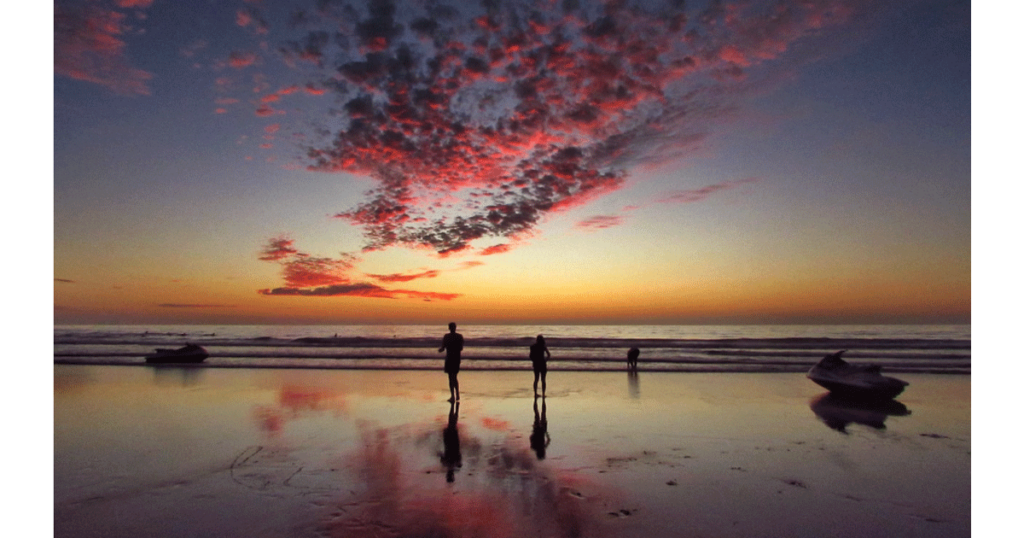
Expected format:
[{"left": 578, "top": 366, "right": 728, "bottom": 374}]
[
  {"left": 479, "top": 244, "right": 513, "bottom": 256},
  {"left": 255, "top": 105, "right": 281, "bottom": 117},
  {"left": 228, "top": 51, "right": 259, "bottom": 68},
  {"left": 236, "top": 10, "right": 252, "bottom": 28},
  {"left": 280, "top": 256, "right": 353, "bottom": 288},
  {"left": 54, "top": 3, "right": 152, "bottom": 95},
  {"left": 258, "top": 237, "right": 459, "bottom": 301},
  {"left": 259, "top": 236, "right": 298, "bottom": 261},
  {"left": 235, "top": 5, "right": 269, "bottom": 35},
  {"left": 242, "top": 1, "right": 860, "bottom": 296}
]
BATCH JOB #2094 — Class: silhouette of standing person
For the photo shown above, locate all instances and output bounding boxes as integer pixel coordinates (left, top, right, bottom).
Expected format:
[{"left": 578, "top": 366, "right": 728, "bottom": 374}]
[
  {"left": 530, "top": 396, "right": 550, "bottom": 460},
  {"left": 530, "top": 335, "right": 551, "bottom": 397},
  {"left": 440, "top": 401, "right": 462, "bottom": 482},
  {"left": 439, "top": 322, "right": 464, "bottom": 402}
]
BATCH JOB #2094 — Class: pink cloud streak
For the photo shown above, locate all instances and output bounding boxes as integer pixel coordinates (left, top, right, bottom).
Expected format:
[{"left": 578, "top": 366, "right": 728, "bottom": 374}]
[
  {"left": 574, "top": 215, "right": 625, "bottom": 231},
  {"left": 656, "top": 178, "right": 760, "bottom": 205}
]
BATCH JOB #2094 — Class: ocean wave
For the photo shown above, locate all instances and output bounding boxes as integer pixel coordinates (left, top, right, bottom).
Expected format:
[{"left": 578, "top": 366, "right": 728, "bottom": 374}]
[{"left": 53, "top": 324, "right": 970, "bottom": 374}]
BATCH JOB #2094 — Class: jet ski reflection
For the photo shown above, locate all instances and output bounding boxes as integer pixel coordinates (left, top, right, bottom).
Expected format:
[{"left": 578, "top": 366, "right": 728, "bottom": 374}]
[{"left": 809, "top": 392, "right": 911, "bottom": 433}]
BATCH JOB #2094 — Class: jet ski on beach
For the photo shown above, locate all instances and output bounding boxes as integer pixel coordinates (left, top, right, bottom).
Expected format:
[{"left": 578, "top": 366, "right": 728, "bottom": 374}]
[
  {"left": 806, "top": 350, "right": 908, "bottom": 399},
  {"left": 144, "top": 344, "right": 209, "bottom": 364}
]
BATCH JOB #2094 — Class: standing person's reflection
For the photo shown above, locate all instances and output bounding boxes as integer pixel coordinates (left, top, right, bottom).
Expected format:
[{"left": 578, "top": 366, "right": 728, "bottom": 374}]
[
  {"left": 440, "top": 401, "right": 462, "bottom": 482},
  {"left": 530, "top": 397, "right": 550, "bottom": 460},
  {"left": 627, "top": 369, "right": 640, "bottom": 399},
  {"left": 530, "top": 335, "right": 551, "bottom": 397}
]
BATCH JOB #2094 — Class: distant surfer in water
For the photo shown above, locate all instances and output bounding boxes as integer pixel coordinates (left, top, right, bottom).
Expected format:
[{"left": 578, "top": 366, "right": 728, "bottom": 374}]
[{"left": 439, "top": 322, "right": 464, "bottom": 402}]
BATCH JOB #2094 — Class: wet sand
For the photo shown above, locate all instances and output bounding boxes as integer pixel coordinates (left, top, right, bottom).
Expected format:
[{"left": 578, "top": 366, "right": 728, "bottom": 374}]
[{"left": 54, "top": 366, "right": 970, "bottom": 538}]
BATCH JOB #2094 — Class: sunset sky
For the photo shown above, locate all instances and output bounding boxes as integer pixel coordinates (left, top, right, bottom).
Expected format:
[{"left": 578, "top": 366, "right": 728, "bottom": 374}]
[{"left": 52, "top": 0, "right": 972, "bottom": 325}]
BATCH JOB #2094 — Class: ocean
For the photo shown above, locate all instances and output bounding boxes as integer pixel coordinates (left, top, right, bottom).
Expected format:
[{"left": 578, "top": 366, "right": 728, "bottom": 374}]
[{"left": 53, "top": 324, "right": 970, "bottom": 374}]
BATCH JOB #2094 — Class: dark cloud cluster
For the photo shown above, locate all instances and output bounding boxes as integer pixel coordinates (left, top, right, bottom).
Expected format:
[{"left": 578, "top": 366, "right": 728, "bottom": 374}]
[
  {"left": 261, "top": 0, "right": 867, "bottom": 255},
  {"left": 258, "top": 283, "right": 459, "bottom": 301}
]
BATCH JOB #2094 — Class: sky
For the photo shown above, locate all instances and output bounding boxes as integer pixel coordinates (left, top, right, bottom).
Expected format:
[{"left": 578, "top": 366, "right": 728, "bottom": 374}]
[{"left": 50, "top": 0, "right": 973, "bottom": 325}]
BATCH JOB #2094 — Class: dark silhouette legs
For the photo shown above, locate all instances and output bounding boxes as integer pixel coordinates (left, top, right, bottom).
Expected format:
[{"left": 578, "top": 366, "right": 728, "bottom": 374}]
[
  {"left": 533, "top": 370, "right": 546, "bottom": 397},
  {"left": 448, "top": 373, "right": 460, "bottom": 402}
]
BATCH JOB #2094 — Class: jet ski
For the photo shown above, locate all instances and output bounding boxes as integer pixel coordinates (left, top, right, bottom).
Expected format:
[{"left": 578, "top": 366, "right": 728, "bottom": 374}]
[{"left": 806, "top": 350, "right": 908, "bottom": 399}]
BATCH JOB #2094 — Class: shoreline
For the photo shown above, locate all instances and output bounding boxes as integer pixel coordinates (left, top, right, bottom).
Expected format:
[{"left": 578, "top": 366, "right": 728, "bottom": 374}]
[{"left": 52, "top": 358, "right": 971, "bottom": 374}]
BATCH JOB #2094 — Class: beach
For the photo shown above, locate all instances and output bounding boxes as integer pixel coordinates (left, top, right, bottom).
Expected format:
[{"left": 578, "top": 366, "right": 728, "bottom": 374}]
[{"left": 54, "top": 365, "right": 970, "bottom": 538}]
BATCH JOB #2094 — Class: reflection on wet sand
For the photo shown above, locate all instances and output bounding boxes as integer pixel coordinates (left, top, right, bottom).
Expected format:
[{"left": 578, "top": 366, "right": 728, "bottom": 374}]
[
  {"left": 151, "top": 365, "right": 205, "bottom": 386},
  {"left": 54, "top": 368, "right": 971, "bottom": 538},
  {"left": 530, "top": 397, "right": 550, "bottom": 460},
  {"left": 319, "top": 399, "right": 621, "bottom": 538},
  {"left": 53, "top": 367, "right": 96, "bottom": 394},
  {"left": 441, "top": 401, "right": 462, "bottom": 482},
  {"left": 627, "top": 370, "right": 640, "bottom": 399},
  {"left": 251, "top": 385, "right": 352, "bottom": 437},
  {"left": 809, "top": 393, "right": 912, "bottom": 433}
]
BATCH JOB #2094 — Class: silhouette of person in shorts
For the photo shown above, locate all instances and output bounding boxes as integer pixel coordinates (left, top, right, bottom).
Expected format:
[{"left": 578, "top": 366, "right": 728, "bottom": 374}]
[
  {"left": 531, "top": 335, "right": 551, "bottom": 397},
  {"left": 439, "top": 322, "right": 464, "bottom": 402}
]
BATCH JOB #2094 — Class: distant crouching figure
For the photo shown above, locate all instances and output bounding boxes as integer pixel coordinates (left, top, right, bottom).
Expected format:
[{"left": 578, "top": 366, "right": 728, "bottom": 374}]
[{"left": 627, "top": 347, "right": 640, "bottom": 370}]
